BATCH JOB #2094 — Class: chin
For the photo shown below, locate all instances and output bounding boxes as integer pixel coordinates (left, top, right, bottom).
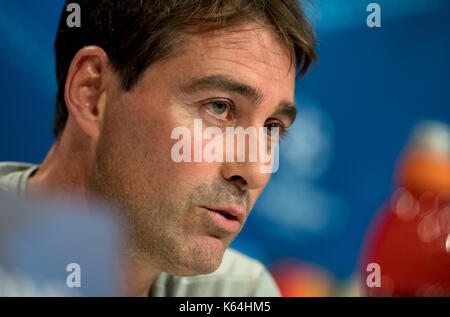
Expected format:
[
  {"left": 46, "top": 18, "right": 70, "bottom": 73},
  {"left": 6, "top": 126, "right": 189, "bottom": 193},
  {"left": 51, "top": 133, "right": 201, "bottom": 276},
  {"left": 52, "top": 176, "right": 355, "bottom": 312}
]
[{"left": 172, "top": 235, "right": 226, "bottom": 276}]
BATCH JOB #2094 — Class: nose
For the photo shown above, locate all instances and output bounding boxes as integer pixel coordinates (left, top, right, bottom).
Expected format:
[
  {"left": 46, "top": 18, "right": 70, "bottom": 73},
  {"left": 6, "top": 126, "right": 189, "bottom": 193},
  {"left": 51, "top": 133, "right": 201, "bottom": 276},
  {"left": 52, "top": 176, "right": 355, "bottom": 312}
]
[
  {"left": 219, "top": 125, "right": 276, "bottom": 191},
  {"left": 221, "top": 160, "right": 271, "bottom": 191}
]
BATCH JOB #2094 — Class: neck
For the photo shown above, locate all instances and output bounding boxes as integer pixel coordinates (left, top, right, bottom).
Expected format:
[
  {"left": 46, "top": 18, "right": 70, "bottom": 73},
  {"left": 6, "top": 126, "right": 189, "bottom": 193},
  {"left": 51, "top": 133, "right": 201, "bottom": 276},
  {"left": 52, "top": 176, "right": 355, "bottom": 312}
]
[
  {"left": 27, "top": 126, "right": 91, "bottom": 201},
  {"left": 120, "top": 255, "right": 162, "bottom": 296},
  {"left": 27, "top": 125, "right": 162, "bottom": 297}
]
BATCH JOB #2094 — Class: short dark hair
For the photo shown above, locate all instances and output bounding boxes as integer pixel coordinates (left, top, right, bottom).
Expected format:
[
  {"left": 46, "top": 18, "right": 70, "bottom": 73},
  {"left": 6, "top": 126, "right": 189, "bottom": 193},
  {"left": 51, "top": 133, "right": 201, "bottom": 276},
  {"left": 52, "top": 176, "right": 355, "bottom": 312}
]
[{"left": 53, "top": 0, "right": 317, "bottom": 138}]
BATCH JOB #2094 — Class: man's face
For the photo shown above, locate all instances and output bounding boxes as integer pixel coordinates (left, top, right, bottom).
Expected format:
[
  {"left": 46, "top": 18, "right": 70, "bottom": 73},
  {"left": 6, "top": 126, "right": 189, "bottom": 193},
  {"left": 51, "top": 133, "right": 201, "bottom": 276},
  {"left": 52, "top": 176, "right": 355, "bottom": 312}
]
[{"left": 90, "top": 23, "right": 296, "bottom": 275}]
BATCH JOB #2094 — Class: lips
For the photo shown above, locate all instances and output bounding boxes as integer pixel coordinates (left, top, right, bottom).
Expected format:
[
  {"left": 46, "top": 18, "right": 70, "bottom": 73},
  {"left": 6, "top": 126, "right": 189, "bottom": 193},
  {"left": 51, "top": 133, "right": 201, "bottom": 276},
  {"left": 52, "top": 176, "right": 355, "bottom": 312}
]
[
  {"left": 201, "top": 205, "right": 245, "bottom": 233},
  {"left": 203, "top": 206, "right": 244, "bottom": 223}
]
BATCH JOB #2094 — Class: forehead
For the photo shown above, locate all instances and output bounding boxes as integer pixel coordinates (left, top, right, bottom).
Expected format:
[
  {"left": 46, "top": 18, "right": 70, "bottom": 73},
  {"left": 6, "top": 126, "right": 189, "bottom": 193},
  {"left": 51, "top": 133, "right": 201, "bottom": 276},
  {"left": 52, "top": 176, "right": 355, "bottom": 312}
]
[
  {"left": 183, "top": 23, "right": 296, "bottom": 93},
  {"left": 134, "top": 23, "right": 296, "bottom": 102},
  {"left": 128, "top": 22, "right": 298, "bottom": 122}
]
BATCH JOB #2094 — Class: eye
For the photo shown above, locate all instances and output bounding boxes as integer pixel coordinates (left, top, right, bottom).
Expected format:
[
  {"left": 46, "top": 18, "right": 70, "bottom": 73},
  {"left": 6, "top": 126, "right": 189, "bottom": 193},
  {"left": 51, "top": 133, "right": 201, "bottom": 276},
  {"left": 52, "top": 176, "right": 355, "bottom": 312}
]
[
  {"left": 264, "top": 121, "right": 286, "bottom": 137},
  {"left": 204, "top": 100, "right": 234, "bottom": 121}
]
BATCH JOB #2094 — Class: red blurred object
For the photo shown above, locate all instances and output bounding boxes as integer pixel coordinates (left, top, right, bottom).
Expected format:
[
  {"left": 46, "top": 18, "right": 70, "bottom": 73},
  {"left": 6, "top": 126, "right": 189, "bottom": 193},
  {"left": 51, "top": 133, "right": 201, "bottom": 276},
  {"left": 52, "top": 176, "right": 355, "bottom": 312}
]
[{"left": 361, "top": 121, "right": 450, "bottom": 296}]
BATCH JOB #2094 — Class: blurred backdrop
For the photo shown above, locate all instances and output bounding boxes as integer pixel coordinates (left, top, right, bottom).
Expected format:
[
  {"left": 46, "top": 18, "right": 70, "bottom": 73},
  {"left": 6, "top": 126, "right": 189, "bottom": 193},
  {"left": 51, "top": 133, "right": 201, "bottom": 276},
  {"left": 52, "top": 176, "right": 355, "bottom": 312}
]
[{"left": 0, "top": 0, "right": 449, "bottom": 296}]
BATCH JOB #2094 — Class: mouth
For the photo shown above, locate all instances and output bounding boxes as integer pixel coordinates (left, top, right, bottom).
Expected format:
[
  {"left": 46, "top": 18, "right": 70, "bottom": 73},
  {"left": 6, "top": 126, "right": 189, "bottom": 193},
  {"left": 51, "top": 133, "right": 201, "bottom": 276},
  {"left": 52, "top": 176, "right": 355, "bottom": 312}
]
[{"left": 201, "top": 206, "right": 244, "bottom": 233}]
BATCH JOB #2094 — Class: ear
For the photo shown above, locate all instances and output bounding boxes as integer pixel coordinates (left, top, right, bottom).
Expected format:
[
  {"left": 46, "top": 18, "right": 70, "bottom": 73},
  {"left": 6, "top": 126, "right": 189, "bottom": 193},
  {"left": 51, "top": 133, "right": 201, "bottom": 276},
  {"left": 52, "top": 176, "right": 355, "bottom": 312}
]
[{"left": 64, "top": 46, "right": 109, "bottom": 140}]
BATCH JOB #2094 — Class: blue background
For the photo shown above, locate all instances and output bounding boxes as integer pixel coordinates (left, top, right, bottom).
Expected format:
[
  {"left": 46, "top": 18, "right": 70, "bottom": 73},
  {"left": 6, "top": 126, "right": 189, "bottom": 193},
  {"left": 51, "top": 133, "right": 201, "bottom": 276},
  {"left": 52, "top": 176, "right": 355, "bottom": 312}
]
[{"left": 1, "top": 0, "right": 449, "bottom": 286}]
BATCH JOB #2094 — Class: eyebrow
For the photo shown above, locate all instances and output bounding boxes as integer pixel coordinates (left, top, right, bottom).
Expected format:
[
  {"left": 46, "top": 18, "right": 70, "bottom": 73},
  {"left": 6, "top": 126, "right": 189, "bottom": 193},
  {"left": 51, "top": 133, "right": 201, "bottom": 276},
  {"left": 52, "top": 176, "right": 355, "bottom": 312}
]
[
  {"left": 272, "top": 100, "right": 297, "bottom": 126},
  {"left": 180, "top": 73, "right": 297, "bottom": 125},
  {"left": 180, "top": 74, "right": 263, "bottom": 104}
]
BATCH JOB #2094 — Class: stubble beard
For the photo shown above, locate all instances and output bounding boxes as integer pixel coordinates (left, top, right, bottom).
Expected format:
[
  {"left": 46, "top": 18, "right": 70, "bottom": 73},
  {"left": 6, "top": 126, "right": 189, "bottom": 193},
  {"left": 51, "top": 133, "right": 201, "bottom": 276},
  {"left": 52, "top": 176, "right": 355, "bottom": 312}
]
[{"left": 88, "top": 136, "right": 231, "bottom": 276}]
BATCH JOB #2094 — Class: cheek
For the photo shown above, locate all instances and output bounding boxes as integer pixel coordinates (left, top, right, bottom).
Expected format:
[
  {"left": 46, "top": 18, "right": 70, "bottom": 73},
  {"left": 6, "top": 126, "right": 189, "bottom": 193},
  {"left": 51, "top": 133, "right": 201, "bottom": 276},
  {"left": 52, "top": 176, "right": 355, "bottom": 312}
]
[
  {"left": 127, "top": 113, "right": 221, "bottom": 189},
  {"left": 249, "top": 187, "right": 265, "bottom": 206},
  {"left": 119, "top": 87, "right": 234, "bottom": 190},
  {"left": 167, "top": 133, "right": 223, "bottom": 185},
  {"left": 172, "top": 161, "right": 221, "bottom": 184}
]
